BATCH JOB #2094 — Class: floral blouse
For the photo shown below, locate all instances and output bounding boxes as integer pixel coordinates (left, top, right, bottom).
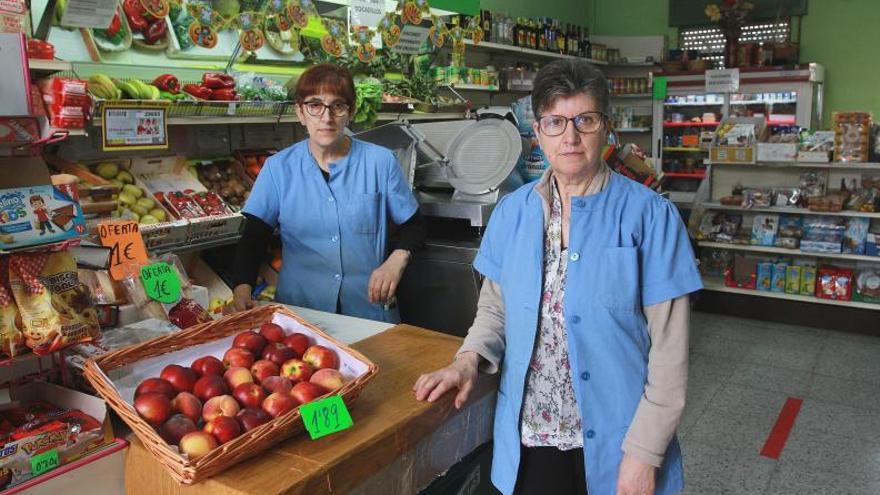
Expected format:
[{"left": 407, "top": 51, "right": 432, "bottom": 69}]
[{"left": 520, "top": 179, "right": 583, "bottom": 450}]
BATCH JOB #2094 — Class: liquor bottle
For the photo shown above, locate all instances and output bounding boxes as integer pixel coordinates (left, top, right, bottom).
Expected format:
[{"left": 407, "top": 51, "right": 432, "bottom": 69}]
[
  {"left": 557, "top": 21, "right": 567, "bottom": 54},
  {"left": 529, "top": 19, "right": 537, "bottom": 49},
  {"left": 569, "top": 24, "right": 578, "bottom": 55},
  {"left": 514, "top": 17, "right": 522, "bottom": 46},
  {"left": 537, "top": 18, "right": 546, "bottom": 51},
  {"left": 481, "top": 10, "right": 491, "bottom": 42}
]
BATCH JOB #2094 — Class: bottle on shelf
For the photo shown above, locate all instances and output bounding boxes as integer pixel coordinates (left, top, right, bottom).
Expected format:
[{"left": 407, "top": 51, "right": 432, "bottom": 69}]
[
  {"left": 538, "top": 18, "right": 547, "bottom": 51},
  {"left": 481, "top": 10, "right": 491, "bottom": 42},
  {"left": 558, "top": 22, "right": 567, "bottom": 54},
  {"left": 529, "top": 19, "right": 538, "bottom": 50}
]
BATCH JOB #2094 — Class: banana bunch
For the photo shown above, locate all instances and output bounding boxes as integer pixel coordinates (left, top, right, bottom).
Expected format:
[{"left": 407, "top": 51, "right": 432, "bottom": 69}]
[
  {"left": 115, "top": 79, "right": 160, "bottom": 100},
  {"left": 87, "top": 74, "right": 122, "bottom": 100}
]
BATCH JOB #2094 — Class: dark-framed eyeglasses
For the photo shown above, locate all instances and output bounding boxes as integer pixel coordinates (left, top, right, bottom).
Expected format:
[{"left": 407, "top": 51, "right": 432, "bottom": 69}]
[
  {"left": 537, "top": 111, "right": 607, "bottom": 136},
  {"left": 301, "top": 99, "right": 350, "bottom": 118}
]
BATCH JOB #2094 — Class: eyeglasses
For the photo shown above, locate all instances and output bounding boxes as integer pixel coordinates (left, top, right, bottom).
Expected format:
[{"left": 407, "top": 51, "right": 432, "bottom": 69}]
[
  {"left": 537, "top": 111, "right": 606, "bottom": 137},
  {"left": 301, "top": 99, "right": 350, "bottom": 118}
]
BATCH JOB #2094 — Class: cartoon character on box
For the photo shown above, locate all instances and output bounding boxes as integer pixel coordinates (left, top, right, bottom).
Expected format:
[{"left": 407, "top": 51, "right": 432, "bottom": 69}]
[{"left": 29, "top": 195, "right": 55, "bottom": 235}]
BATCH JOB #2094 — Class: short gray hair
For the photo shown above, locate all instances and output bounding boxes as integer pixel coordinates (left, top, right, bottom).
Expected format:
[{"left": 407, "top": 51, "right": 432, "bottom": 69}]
[{"left": 531, "top": 59, "right": 609, "bottom": 119}]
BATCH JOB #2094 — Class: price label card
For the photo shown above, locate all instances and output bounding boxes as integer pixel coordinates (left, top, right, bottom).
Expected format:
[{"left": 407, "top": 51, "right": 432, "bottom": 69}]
[
  {"left": 30, "top": 449, "right": 59, "bottom": 476},
  {"left": 98, "top": 220, "right": 149, "bottom": 280},
  {"left": 300, "top": 396, "right": 353, "bottom": 440},
  {"left": 102, "top": 104, "right": 169, "bottom": 152},
  {"left": 60, "top": 0, "right": 117, "bottom": 28},
  {"left": 140, "top": 262, "right": 181, "bottom": 303}
]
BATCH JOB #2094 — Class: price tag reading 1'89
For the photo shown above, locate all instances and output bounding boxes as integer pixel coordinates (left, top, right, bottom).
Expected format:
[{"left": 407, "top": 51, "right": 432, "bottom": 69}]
[
  {"left": 301, "top": 395, "right": 353, "bottom": 440},
  {"left": 30, "top": 448, "right": 59, "bottom": 476}
]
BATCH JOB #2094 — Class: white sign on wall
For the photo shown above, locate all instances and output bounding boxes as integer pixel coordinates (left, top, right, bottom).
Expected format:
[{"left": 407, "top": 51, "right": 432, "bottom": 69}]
[
  {"left": 705, "top": 68, "right": 740, "bottom": 93},
  {"left": 348, "top": 0, "right": 384, "bottom": 49}
]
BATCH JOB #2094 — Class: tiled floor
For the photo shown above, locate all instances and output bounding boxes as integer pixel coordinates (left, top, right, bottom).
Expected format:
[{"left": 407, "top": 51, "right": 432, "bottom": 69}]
[{"left": 679, "top": 311, "right": 880, "bottom": 494}]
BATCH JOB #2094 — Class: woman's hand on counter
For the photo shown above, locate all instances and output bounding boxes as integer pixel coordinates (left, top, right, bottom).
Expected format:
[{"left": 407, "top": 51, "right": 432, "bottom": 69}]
[
  {"left": 368, "top": 249, "right": 410, "bottom": 304},
  {"left": 413, "top": 351, "right": 479, "bottom": 409},
  {"left": 225, "top": 284, "right": 257, "bottom": 314}
]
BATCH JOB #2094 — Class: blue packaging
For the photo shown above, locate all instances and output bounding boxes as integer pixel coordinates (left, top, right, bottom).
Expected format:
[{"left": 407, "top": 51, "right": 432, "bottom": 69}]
[
  {"left": 511, "top": 96, "right": 547, "bottom": 182},
  {"left": 771, "top": 263, "right": 788, "bottom": 292},
  {"left": 757, "top": 262, "right": 774, "bottom": 291}
]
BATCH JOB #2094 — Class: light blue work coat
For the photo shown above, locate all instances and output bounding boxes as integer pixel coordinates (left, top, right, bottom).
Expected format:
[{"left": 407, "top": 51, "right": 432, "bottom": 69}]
[
  {"left": 474, "top": 171, "right": 702, "bottom": 495},
  {"left": 243, "top": 138, "right": 418, "bottom": 322}
]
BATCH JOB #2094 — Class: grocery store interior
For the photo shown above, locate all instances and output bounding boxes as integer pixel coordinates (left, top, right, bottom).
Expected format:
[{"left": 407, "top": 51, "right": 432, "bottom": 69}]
[{"left": 1, "top": 0, "right": 879, "bottom": 493}]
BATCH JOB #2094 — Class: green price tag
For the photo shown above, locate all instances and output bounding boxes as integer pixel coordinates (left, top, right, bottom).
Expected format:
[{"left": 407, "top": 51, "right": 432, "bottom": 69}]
[
  {"left": 653, "top": 76, "right": 668, "bottom": 101},
  {"left": 300, "top": 396, "right": 353, "bottom": 440},
  {"left": 30, "top": 449, "right": 59, "bottom": 476},
  {"left": 140, "top": 262, "right": 181, "bottom": 304}
]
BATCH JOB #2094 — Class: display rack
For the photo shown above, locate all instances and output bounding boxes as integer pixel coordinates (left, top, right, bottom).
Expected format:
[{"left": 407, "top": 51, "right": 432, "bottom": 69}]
[
  {"left": 463, "top": 39, "right": 607, "bottom": 64},
  {"left": 702, "top": 278, "right": 880, "bottom": 311}
]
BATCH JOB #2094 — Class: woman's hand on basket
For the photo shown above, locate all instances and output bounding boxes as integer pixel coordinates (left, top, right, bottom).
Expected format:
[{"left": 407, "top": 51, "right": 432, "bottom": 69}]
[{"left": 413, "top": 352, "right": 479, "bottom": 409}]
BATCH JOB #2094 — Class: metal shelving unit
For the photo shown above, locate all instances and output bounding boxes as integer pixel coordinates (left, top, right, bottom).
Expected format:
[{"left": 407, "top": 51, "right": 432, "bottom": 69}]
[
  {"left": 700, "top": 203, "right": 880, "bottom": 220},
  {"left": 698, "top": 241, "right": 880, "bottom": 263},
  {"left": 702, "top": 278, "right": 880, "bottom": 311}
]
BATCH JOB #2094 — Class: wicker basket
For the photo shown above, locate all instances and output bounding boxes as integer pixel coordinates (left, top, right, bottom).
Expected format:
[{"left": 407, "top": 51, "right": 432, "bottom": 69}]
[{"left": 82, "top": 304, "right": 378, "bottom": 484}]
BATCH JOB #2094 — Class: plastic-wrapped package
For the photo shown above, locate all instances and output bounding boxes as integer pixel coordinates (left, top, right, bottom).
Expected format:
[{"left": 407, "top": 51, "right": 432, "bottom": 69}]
[
  {"left": 801, "top": 216, "right": 846, "bottom": 254},
  {"left": 842, "top": 218, "right": 870, "bottom": 254}
]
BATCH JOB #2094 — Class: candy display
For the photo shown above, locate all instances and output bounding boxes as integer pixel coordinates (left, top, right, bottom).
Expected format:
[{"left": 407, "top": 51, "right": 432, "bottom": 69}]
[
  {"left": 832, "top": 112, "right": 872, "bottom": 162},
  {"left": 816, "top": 266, "right": 853, "bottom": 301},
  {"left": 854, "top": 268, "right": 880, "bottom": 303}
]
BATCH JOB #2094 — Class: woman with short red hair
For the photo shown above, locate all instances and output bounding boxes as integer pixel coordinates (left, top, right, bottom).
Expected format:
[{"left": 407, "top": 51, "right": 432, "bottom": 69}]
[{"left": 228, "top": 64, "right": 424, "bottom": 322}]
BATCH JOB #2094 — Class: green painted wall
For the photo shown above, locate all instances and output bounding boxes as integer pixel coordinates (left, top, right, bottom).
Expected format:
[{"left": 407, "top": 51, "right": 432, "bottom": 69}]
[
  {"left": 591, "top": 0, "right": 880, "bottom": 128},
  {"left": 479, "top": 0, "right": 589, "bottom": 25}
]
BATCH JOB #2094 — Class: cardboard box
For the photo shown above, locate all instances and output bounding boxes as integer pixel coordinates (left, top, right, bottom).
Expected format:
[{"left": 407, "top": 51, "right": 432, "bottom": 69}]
[
  {"left": 710, "top": 146, "right": 756, "bottom": 164},
  {"left": 797, "top": 150, "right": 831, "bottom": 163},
  {"left": 0, "top": 381, "right": 113, "bottom": 490},
  {"left": 0, "top": 157, "right": 86, "bottom": 252},
  {"left": 710, "top": 117, "right": 763, "bottom": 164},
  {"left": 131, "top": 156, "right": 243, "bottom": 244},
  {"left": 757, "top": 142, "right": 798, "bottom": 162}
]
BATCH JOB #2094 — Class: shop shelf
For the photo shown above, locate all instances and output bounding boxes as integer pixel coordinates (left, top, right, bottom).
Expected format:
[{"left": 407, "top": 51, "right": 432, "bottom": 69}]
[
  {"left": 150, "top": 234, "right": 242, "bottom": 255},
  {"left": 446, "top": 84, "right": 499, "bottom": 92},
  {"left": 664, "top": 101, "right": 724, "bottom": 107},
  {"left": 702, "top": 278, "right": 880, "bottom": 311},
  {"left": 698, "top": 241, "right": 880, "bottom": 263},
  {"left": 616, "top": 127, "right": 651, "bottom": 133},
  {"left": 663, "top": 121, "right": 720, "bottom": 128},
  {"left": 707, "top": 161, "right": 880, "bottom": 170},
  {"left": 663, "top": 147, "right": 704, "bottom": 152},
  {"left": 664, "top": 171, "right": 706, "bottom": 179},
  {"left": 611, "top": 93, "right": 652, "bottom": 98},
  {"left": 730, "top": 99, "right": 798, "bottom": 105},
  {"left": 701, "top": 202, "right": 880, "bottom": 219},
  {"left": 606, "top": 62, "right": 657, "bottom": 67},
  {"left": 667, "top": 191, "right": 696, "bottom": 204},
  {"left": 766, "top": 120, "right": 797, "bottom": 126},
  {"left": 28, "top": 59, "right": 72, "bottom": 74},
  {"left": 462, "top": 39, "right": 607, "bottom": 64},
  {"left": 90, "top": 111, "right": 464, "bottom": 127}
]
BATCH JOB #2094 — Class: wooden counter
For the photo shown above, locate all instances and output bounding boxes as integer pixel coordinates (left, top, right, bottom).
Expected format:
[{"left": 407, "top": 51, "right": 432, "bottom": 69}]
[{"left": 124, "top": 325, "right": 497, "bottom": 494}]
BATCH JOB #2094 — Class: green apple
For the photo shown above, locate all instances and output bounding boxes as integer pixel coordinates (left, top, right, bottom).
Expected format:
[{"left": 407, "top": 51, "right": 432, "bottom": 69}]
[
  {"left": 140, "top": 214, "right": 159, "bottom": 224},
  {"left": 116, "top": 170, "right": 135, "bottom": 184},
  {"left": 148, "top": 208, "right": 167, "bottom": 222},
  {"left": 109, "top": 178, "right": 124, "bottom": 189},
  {"left": 136, "top": 197, "right": 155, "bottom": 210},
  {"left": 117, "top": 191, "right": 136, "bottom": 207},
  {"left": 95, "top": 162, "right": 119, "bottom": 179},
  {"left": 122, "top": 184, "right": 143, "bottom": 199},
  {"left": 130, "top": 204, "right": 148, "bottom": 216}
]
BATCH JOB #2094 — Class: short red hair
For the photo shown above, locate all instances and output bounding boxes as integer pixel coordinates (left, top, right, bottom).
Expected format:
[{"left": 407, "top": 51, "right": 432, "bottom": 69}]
[{"left": 294, "top": 64, "right": 356, "bottom": 110}]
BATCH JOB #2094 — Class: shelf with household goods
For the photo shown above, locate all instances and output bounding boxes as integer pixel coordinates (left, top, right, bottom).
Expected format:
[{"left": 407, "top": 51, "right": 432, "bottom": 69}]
[
  {"left": 663, "top": 121, "right": 719, "bottom": 128},
  {"left": 698, "top": 242, "right": 880, "bottom": 263},
  {"left": 611, "top": 93, "right": 652, "bottom": 98},
  {"left": 700, "top": 203, "right": 880, "bottom": 220},
  {"left": 705, "top": 161, "right": 880, "bottom": 171},
  {"left": 462, "top": 38, "right": 608, "bottom": 64},
  {"left": 702, "top": 278, "right": 880, "bottom": 311}
]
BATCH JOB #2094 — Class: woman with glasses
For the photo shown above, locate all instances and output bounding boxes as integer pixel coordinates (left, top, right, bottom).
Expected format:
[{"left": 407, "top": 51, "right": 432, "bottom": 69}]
[
  {"left": 228, "top": 64, "right": 424, "bottom": 322},
  {"left": 414, "top": 59, "right": 701, "bottom": 495}
]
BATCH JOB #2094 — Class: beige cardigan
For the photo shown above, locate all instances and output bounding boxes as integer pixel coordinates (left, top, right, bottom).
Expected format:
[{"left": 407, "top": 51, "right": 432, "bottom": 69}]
[{"left": 457, "top": 166, "right": 689, "bottom": 468}]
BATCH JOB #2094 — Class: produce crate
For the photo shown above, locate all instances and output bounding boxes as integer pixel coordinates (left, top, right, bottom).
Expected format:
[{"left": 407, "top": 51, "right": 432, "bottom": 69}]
[{"left": 82, "top": 304, "right": 378, "bottom": 484}]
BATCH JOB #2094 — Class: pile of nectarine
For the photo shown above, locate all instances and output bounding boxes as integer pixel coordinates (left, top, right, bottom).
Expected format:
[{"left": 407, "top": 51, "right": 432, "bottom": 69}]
[{"left": 132, "top": 322, "right": 348, "bottom": 460}]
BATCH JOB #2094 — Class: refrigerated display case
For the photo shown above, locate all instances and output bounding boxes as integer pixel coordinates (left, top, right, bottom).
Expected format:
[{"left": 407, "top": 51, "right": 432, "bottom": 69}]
[{"left": 652, "top": 65, "right": 825, "bottom": 206}]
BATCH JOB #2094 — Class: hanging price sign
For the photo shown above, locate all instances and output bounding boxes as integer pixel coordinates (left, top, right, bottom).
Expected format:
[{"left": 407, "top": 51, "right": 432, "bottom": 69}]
[
  {"left": 98, "top": 220, "right": 149, "bottom": 280},
  {"left": 140, "top": 262, "right": 181, "bottom": 304},
  {"left": 300, "top": 395, "right": 353, "bottom": 440},
  {"left": 30, "top": 449, "right": 60, "bottom": 476}
]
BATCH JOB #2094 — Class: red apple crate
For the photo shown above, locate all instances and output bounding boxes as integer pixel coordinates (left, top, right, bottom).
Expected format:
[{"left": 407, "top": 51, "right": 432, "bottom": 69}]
[{"left": 82, "top": 304, "right": 378, "bottom": 484}]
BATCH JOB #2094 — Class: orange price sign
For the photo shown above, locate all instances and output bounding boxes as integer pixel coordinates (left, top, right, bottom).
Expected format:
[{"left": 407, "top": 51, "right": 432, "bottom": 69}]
[{"left": 98, "top": 220, "right": 149, "bottom": 280}]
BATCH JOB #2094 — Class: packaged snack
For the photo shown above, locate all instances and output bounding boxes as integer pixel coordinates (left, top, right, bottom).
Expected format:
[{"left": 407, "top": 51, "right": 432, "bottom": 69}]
[
  {"left": 775, "top": 215, "right": 803, "bottom": 249},
  {"left": 0, "top": 175, "right": 87, "bottom": 252},
  {"left": 716, "top": 214, "right": 743, "bottom": 243},
  {"left": 785, "top": 265, "right": 801, "bottom": 294},
  {"left": 699, "top": 249, "right": 733, "bottom": 277},
  {"left": 161, "top": 191, "right": 206, "bottom": 219},
  {"left": 816, "top": 266, "right": 853, "bottom": 300},
  {"left": 725, "top": 254, "right": 758, "bottom": 289},
  {"left": 37, "top": 78, "right": 91, "bottom": 109},
  {"left": 757, "top": 262, "right": 773, "bottom": 291},
  {"left": 832, "top": 112, "right": 872, "bottom": 163},
  {"left": 842, "top": 218, "right": 870, "bottom": 254},
  {"left": 798, "top": 171, "right": 828, "bottom": 204},
  {"left": 0, "top": 258, "right": 25, "bottom": 358},
  {"left": 167, "top": 298, "right": 212, "bottom": 328},
  {"left": 854, "top": 268, "right": 880, "bottom": 304},
  {"left": 772, "top": 188, "right": 800, "bottom": 207},
  {"left": 715, "top": 123, "right": 756, "bottom": 147},
  {"left": 742, "top": 188, "right": 773, "bottom": 208},
  {"left": 750, "top": 214, "right": 779, "bottom": 246},
  {"left": 697, "top": 212, "right": 725, "bottom": 241},
  {"left": 771, "top": 263, "right": 788, "bottom": 293},
  {"left": 801, "top": 216, "right": 846, "bottom": 253},
  {"left": 800, "top": 264, "right": 817, "bottom": 295},
  {"left": 190, "top": 191, "right": 232, "bottom": 216},
  {"left": 8, "top": 251, "right": 101, "bottom": 355}
]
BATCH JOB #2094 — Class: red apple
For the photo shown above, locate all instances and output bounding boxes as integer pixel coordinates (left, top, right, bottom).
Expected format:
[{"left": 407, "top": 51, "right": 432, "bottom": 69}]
[
  {"left": 160, "top": 365, "right": 198, "bottom": 394},
  {"left": 261, "top": 376, "right": 293, "bottom": 395},
  {"left": 259, "top": 322, "right": 286, "bottom": 344},
  {"left": 289, "top": 381, "right": 324, "bottom": 405},
  {"left": 302, "top": 345, "right": 339, "bottom": 370},
  {"left": 170, "top": 392, "right": 202, "bottom": 423},
  {"left": 233, "top": 330, "right": 268, "bottom": 356},
  {"left": 310, "top": 368, "right": 346, "bottom": 393},
  {"left": 262, "top": 392, "right": 297, "bottom": 418},
  {"left": 262, "top": 343, "right": 296, "bottom": 366},
  {"left": 159, "top": 414, "right": 197, "bottom": 445},
  {"left": 283, "top": 333, "right": 310, "bottom": 357},
  {"left": 223, "top": 348, "right": 255, "bottom": 369},
  {"left": 224, "top": 366, "right": 254, "bottom": 390},
  {"left": 202, "top": 395, "right": 240, "bottom": 422},
  {"left": 250, "top": 359, "right": 280, "bottom": 384},
  {"left": 135, "top": 378, "right": 176, "bottom": 400},
  {"left": 193, "top": 375, "right": 229, "bottom": 402},
  {"left": 280, "top": 358, "right": 313, "bottom": 383},
  {"left": 134, "top": 392, "right": 172, "bottom": 426},
  {"left": 236, "top": 408, "right": 270, "bottom": 432},
  {"left": 233, "top": 383, "right": 266, "bottom": 409},
  {"left": 179, "top": 431, "right": 218, "bottom": 460},
  {"left": 204, "top": 415, "right": 241, "bottom": 444},
  {"left": 191, "top": 356, "right": 225, "bottom": 377}
]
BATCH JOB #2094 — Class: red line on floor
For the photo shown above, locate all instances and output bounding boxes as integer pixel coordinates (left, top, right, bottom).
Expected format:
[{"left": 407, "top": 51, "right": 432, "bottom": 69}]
[{"left": 760, "top": 397, "right": 804, "bottom": 459}]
